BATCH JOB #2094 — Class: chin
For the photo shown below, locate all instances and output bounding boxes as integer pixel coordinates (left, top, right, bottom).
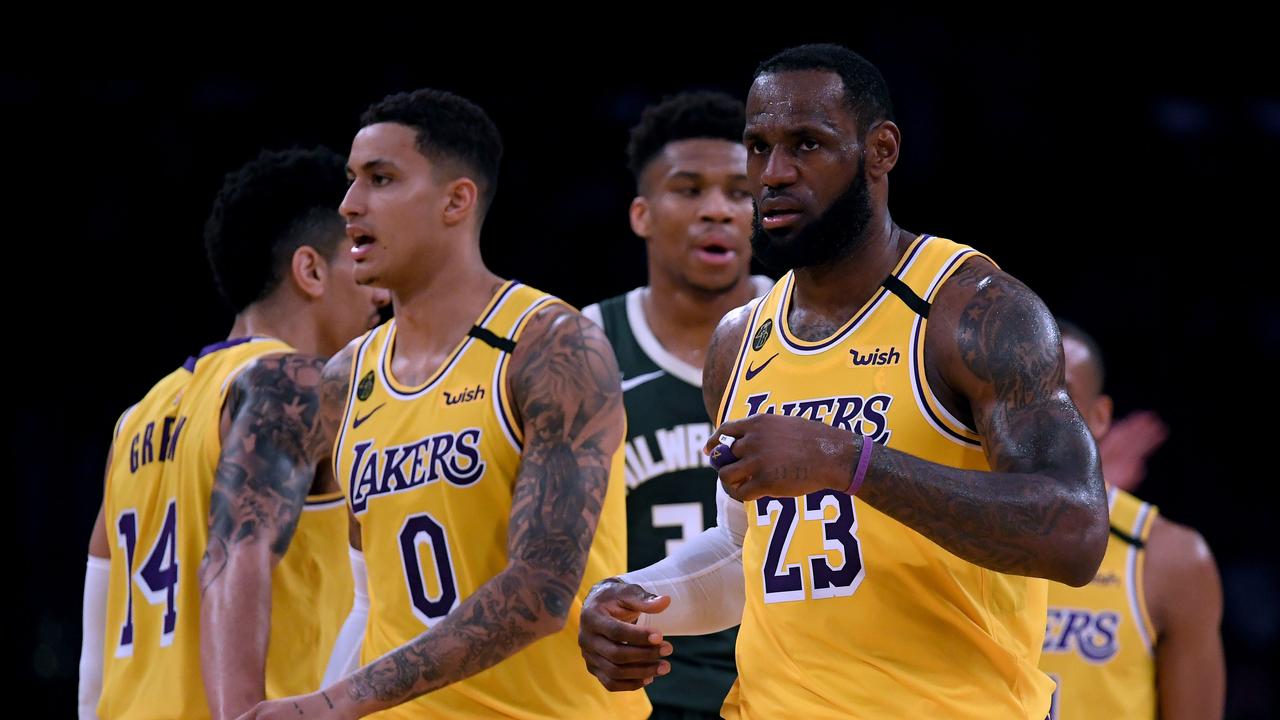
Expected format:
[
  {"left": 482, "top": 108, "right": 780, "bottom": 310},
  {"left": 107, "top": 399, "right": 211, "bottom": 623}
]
[
  {"left": 768, "top": 225, "right": 809, "bottom": 245},
  {"left": 687, "top": 272, "right": 743, "bottom": 295}
]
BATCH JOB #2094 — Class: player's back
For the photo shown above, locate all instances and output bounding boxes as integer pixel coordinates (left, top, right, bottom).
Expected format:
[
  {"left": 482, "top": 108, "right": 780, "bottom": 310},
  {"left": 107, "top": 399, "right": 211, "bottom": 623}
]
[
  {"left": 99, "top": 337, "right": 351, "bottom": 719},
  {"left": 100, "top": 353, "right": 203, "bottom": 719},
  {"left": 1040, "top": 487, "right": 1158, "bottom": 719}
]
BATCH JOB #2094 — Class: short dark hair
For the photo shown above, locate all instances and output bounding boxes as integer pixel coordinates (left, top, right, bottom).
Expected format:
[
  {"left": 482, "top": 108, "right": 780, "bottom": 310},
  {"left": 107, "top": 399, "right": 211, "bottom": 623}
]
[
  {"left": 626, "top": 91, "right": 745, "bottom": 187},
  {"left": 756, "top": 44, "right": 895, "bottom": 136},
  {"left": 1057, "top": 318, "right": 1106, "bottom": 390},
  {"left": 360, "top": 88, "right": 504, "bottom": 215},
  {"left": 204, "top": 147, "right": 348, "bottom": 314}
]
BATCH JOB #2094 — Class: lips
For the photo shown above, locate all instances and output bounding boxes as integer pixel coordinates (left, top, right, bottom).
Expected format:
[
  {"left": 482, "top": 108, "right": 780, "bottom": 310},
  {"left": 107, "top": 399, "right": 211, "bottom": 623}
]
[
  {"left": 693, "top": 230, "right": 741, "bottom": 266},
  {"left": 694, "top": 245, "right": 737, "bottom": 266},
  {"left": 758, "top": 197, "right": 804, "bottom": 231},
  {"left": 348, "top": 225, "right": 377, "bottom": 260},
  {"left": 346, "top": 223, "right": 373, "bottom": 241}
]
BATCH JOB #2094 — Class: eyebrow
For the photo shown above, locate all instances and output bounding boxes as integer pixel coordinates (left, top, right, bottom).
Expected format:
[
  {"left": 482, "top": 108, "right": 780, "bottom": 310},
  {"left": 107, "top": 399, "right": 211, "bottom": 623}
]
[
  {"left": 799, "top": 119, "right": 843, "bottom": 135},
  {"left": 347, "top": 158, "right": 396, "bottom": 174},
  {"left": 668, "top": 171, "right": 703, "bottom": 181},
  {"left": 745, "top": 120, "right": 843, "bottom": 139},
  {"left": 667, "top": 170, "right": 749, "bottom": 182}
]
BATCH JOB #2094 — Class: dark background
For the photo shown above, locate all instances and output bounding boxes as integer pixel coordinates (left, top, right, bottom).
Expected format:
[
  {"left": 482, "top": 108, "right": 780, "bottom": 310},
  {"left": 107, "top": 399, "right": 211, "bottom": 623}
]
[{"left": 7, "top": 17, "right": 1277, "bottom": 718}]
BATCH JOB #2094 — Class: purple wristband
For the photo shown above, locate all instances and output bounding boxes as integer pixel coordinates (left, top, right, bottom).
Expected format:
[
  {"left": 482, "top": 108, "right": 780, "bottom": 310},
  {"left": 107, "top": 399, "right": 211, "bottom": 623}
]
[{"left": 847, "top": 435, "right": 873, "bottom": 496}]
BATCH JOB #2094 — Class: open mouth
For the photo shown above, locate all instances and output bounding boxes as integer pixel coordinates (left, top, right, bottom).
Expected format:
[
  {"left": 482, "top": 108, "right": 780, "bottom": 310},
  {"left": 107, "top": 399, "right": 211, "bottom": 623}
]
[
  {"left": 350, "top": 232, "right": 377, "bottom": 260},
  {"left": 694, "top": 241, "right": 737, "bottom": 265}
]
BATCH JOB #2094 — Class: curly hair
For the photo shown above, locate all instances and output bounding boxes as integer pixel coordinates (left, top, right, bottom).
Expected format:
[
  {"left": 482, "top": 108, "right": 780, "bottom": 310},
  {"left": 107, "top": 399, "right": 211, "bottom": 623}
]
[
  {"left": 626, "top": 90, "right": 745, "bottom": 188},
  {"left": 203, "top": 147, "right": 348, "bottom": 313}
]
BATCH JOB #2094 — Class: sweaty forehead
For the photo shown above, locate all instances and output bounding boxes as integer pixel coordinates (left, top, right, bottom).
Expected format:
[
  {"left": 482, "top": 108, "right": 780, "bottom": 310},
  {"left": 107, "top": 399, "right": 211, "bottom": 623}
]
[{"left": 746, "top": 71, "right": 852, "bottom": 132}]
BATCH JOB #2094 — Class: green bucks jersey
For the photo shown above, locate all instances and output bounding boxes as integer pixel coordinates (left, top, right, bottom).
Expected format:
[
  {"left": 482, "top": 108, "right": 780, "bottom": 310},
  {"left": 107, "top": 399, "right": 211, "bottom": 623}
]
[{"left": 582, "top": 279, "right": 769, "bottom": 714}]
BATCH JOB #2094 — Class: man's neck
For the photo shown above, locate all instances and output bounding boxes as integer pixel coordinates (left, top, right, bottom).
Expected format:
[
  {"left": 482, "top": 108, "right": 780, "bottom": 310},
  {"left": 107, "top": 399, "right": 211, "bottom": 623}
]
[
  {"left": 390, "top": 257, "right": 504, "bottom": 364},
  {"left": 643, "top": 268, "right": 759, "bottom": 371},
  {"left": 230, "top": 295, "right": 317, "bottom": 354},
  {"left": 790, "top": 216, "right": 909, "bottom": 323}
]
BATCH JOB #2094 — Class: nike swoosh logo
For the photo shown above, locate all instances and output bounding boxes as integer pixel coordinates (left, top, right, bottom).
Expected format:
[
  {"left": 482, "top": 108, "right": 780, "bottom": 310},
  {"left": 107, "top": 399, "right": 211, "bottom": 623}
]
[
  {"left": 745, "top": 353, "right": 778, "bottom": 381},
  {"left": 620, "top": 369, "right": 666, "bottom": 392},
  {"left": 352, "top": 403, "right": 386, "bottom": 429}
]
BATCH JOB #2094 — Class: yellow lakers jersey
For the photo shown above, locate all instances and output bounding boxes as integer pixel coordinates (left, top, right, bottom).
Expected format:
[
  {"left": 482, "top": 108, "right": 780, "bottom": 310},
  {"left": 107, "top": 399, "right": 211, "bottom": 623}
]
[
  {"left": 718, "top": 235, "right": 1054, "bottom": 719},
  {"left": 100, "top": 337, "right": 353, "bottom": 719},
  {"left": 333, "top": 281, "right": 650, "bottom": 720},
  {"left": 1041, "top": 487, "right": 1158, "bottom": 720}
]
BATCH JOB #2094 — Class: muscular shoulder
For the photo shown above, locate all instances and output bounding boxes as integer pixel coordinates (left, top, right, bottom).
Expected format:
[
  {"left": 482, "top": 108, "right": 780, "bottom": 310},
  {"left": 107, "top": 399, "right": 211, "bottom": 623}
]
[
  {"left": 509, "top": 304, "right": 616, "bottom": 382},
  {"left": 702, "top": 302, "right": 757, "bottom": 421},
  {"left": 226, "top": 351, "right": 326, "bottom": 417},
  {"left": 321, "top": 337, "right": 362, "bottom": 406},
  {"left": 1144, "top": 514, "right": 1221, "bottom": 633},
  {"left": 222, "top": 339, "right": 363, "bottom": 465},
  {"left": 929, "top": 257, "right": 1060, "bottom": 380},
  {"left": 507, "top": 304, "right": 623, "bottom": 433}
]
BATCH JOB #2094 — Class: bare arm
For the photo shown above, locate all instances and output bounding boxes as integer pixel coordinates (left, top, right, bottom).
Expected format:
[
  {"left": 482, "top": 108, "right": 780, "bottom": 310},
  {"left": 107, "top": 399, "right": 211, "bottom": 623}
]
[
  {"left": 712, "top": 260, "right": 1107, "bottom": 584},
  {"left": 577, "top": 304, "right": 753, "bottom": 693},
  {"left": 855, "top": 258, "right": 1107, "bottom": 583},
  {"left": 1146, "top": 517, "right": 1225, "bottom": 720},
  {"left": 89, "top": 445, "right": 115, "bottom": 558},
  {"left": 81, "top": 450, "right": 113, "bottom": 719},
  {"left": 700, "top": 304, "right": 754, "bottom": 423},
  {"left": 89, "top": 502, "right": 109, "bottom": 558},
  {"left": 322, "top": 510, "right": 369, "bottom": 687},
  {"left": 347, "top": 507, "right": 362, "bottom": 551},
  {"left": 321, "top": 359, "right": 368, "bottom": 690},
  {"left": 199, "top": 350, "right": 342, "bottom": 720},
  {"left": 318, "top": 307, "right": 624, "bottom": 716}
]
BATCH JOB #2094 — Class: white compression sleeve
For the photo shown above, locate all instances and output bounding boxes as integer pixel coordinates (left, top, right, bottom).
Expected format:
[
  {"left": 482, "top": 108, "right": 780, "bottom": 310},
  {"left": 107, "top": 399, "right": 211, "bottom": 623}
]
[
  {"left": 619, "top": 483, "right": 747, "bottom": 636},
  {"left": 79, "top": 555, "right": 109, "bottom": 720},
  {"left": 322, "top": 548, "right": 370, "bottom": 687}
]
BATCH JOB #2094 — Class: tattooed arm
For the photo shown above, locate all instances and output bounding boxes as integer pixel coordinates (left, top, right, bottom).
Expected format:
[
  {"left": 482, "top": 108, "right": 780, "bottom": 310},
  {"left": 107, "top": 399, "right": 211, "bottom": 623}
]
[
  {"left": 577, "top": 304, "right": 754, "bottom": 693},
  {"left": 868, "top": 258, "right": 1108, "bottom": 584},
  {"left": 199, "top": 350, "right": 345, "bottom": 720},
  {"left": 259, "top": 306, "right": 625, "bottom": 719},
  {"left": 712, "top": 258, "right": 1107, "bottom": 585}
]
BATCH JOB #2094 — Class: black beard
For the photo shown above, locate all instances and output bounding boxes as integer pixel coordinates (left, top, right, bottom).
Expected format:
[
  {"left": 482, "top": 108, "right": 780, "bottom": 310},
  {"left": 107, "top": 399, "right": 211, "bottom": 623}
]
[{"left": 750, "top": 158, "right": 873, "bottom": 273}]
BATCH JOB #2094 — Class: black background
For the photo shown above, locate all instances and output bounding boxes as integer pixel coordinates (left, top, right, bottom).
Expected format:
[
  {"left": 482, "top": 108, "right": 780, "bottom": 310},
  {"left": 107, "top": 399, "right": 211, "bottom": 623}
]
[{"left": 8, "top": 17, "right": 1276, "bottom": 717}]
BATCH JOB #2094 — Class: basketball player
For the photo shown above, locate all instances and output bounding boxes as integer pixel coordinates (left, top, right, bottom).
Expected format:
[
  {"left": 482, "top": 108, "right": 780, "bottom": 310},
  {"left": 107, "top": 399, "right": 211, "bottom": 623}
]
[
  {"left": 1041, "top": 320, "right": 1224, "bottom": 720},
  {"left": 79, "top": 148, "right": 389, "bottom": 719},
  {"left": 578, "top": 44, "right": 1109, "bottom": 719},
  {"left": 580, "top": 91, "right": 769, "bottom": 718},
  {"left": 240, "top": 89, "right": 649, "bottom": 719}
]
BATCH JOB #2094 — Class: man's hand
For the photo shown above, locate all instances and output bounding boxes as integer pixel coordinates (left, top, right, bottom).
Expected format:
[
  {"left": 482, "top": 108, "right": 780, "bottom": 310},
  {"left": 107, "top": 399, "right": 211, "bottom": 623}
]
[
  {"left": 706, "top": 414, "right": 860, "bottom": 502},
  {"left": 1098, "top": 410, "right": 1168, "bottom": 492},
  {"left": 578, "top": 579, "right": 673, "bottom": 691}
]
